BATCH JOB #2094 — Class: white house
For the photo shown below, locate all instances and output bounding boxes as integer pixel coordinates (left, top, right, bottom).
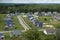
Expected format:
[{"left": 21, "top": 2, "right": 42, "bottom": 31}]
[
  {"left": 46, "top": 12, "right": 52, "bottom": 16},
  {"left": 34, "top": 12, "right": 38, "bottom": 15},
  {"left": 41, "top": 12, "right": 46, "bottom": 15},
  {"left": 53, "top": 11, "right": 58, "bottom": 15},
  {"left": 44, "top": 28, "right": 56, "bottom": 35}
]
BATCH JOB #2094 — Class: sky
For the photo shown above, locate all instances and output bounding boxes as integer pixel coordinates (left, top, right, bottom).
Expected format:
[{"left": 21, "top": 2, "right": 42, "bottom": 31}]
[{"left": 0, "top": 0, "right": 60, "bottom": 4}]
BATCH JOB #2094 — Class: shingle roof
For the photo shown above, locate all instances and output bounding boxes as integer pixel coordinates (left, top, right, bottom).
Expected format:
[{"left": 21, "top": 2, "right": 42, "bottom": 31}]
[
  {"left": 45, "top": 28, "right": 56, "bottom": 33},
  {"left": 13, "top": 30, "right": 22, "bottom": 36}
]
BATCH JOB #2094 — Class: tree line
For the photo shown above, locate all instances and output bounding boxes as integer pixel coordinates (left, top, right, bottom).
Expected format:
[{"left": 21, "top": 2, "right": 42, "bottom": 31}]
[{"left": 0, "top": 4, "right": 60, "bottom": 13}]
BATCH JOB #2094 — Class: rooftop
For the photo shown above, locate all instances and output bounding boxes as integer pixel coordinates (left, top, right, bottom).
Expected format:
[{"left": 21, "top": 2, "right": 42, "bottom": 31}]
[{"left": 45, "top": 28, "right": 56, "bottom": 33}]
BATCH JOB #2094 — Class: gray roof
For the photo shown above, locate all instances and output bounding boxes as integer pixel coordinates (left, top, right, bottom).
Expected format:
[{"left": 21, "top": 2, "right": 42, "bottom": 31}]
[
  {"left": 4, "top": 18, "right": 11, "bottom": 20},
  {"left": 45, "top": 28, "right": 56, "bottom": 33},
  {"left": 10, "top": 30, "right": 22, "bottom": 37},
  {"left": 13, "top": 30, "right": 22, "bottom": 36}
]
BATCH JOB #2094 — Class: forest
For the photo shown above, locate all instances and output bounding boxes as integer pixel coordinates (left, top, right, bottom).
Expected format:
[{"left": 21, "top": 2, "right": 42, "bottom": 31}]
[{"left": 0, "top": 4, "right": 60, "bottom": 13}]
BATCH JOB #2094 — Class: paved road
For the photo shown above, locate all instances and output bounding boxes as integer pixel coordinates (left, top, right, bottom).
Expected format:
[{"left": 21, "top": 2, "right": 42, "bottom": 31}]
[
  {"left": 17, "top": 15, "right": 31, "bottom": 31},
  {"left": 21, "top": 16, "right": 31, "bottom": 29}
]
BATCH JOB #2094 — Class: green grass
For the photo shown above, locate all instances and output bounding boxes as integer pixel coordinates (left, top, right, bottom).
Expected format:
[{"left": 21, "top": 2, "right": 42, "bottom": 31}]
[
  {"left": 12, "top": 16, "right": 24, "bottom": 30},
  {"left": 4, "top": 30, "right": 58, "bottom": 40},
  {"left": 38, "top": 16, "right": 60, "bottom": 28},
  {"left": 38, "top": 16, "right": 52, "bottom": 23},
  {"left": 39, "top": 31, "right": 58, "bottom": 40},
  {"left": 4, "top": 32, "right": 22, "bottom": 40},
  {"left": 0, "top": 14, "right": 24, "bottom": 31},
  {"left": 49, "top": 21, "right": 60, "bottom": 28},
  {"left": 0, "top": 14, "right": 6, "bottom": 31}
]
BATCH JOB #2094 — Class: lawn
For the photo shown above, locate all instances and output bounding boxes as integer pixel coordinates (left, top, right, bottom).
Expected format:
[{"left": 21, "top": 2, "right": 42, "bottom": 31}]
[
  {"left": 38, "top": 16, "right": 52, "bottom": 23},
  {"left": 0, "top": 14, "right": 6, "bottom": 31},
  {"left": 49, "top": 21, "right": 60, "bottom": 28},
  {"left": 38, "top": 16, "right": 60, "bottom": 28},
  {"left": 12, "top": 15, "right": 24, "bottom": 30},
  {"left": 39, "top": 31, "right": 58, "bottom": 40},
  {"left": 4, "top": 32, "right": 22, "bottom": 40}
]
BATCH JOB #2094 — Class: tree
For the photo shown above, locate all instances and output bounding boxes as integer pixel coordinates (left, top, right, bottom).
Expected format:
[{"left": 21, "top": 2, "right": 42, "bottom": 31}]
[{"left": 22, "top": 30, "right": 41, "bottom": 40}]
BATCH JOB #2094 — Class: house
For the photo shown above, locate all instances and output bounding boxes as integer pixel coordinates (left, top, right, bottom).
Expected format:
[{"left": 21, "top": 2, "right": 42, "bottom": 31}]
[
  {"left": 4, "top": 25, "right": 9, "bottom": 31},
  {"left": 34, "top": 12, "right": 38, "bottom": 15},
  {"left": 27, "top": 14, "right": 33, "bottom": 19},
  {"left": 9, "top": 13, "right": 14, "bottom": 16},
  {"left": 41, "top": 12, "right": 46, "bottom": 15},
  {"left": 46, "top": 12, "right": 52, "bottom": 16},
  {"left": 44, "top": 12, "right": 51, "bottom": 16},
  {"left": 33, "top": 19, "right": 43, "bottom": 27},
  {"left": 37, "top": 22, "right": 43, "bottom": 27},
  {"left": 29, "top": 17, "right": 34, "bottom": 22},
  {"left": 4, "top": 18, "right": 15, "bottom": 29},
  {"left": 37, "top": 12, "right": 42, "bottom": 16},
  {"left": 33, "top": 20, "right": 38, "bottom": 26},
  {"left": 0, "top": 32, "right": 4, "bottom": 40},
  {"left": 52, "top": 15, "right": 60, "bottom": 21},
  {"left": 29, "top": 17, "right": 34, "bottom": 20},
  {"left": 15, "top": 12, "right": 20, "bottom": 15},
  {"left": 44, "top": 28, "right": 56, "bottom": 35},
  {"left": 10, "top": 30, "right": 22, "bottom": 37},
  {"left": 7, "top": 13, "right": 14, "bottom": 18},
  {"left": 20, "top": 12, "right": 25, "bottom": 15},
  {"left": 47, "top": 12, "right": 51, "bottom": 14},
  {"left": 41, "top": 12, "right": 51, "bottom": 16},
  {"left": 27, "top": 14, "right": 35, "bottom": 22},
  {"left": 53, "top": 11, "right": 58, "bottom": 16},
  {"left": 32, "top": 19, "right": 36, "bottom": 22},
  {"left": 7, "top": 14, "right": 11, "bottom": 18},
  {"left": 4, "top": 18, "right": 11, "bottom": 21},
  {"left": 52, "top": 13, "right": 60, "bottom": 21}
]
